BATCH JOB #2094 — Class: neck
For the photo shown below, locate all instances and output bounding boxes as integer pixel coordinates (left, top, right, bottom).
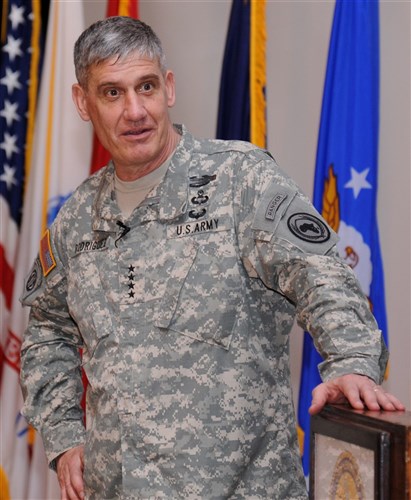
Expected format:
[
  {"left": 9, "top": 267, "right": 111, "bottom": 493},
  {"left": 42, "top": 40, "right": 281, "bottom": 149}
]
[{"left": 115, "top": 125, "right": 180, "bottom": 181}]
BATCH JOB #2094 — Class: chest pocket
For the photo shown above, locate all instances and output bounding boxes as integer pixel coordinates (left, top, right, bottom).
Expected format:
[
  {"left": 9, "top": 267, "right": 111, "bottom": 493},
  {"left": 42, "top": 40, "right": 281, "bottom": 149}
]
[
  {"left": 67, "top": 247, "right": 115, "bottom": 364},
  {"left": 156, "top": 227, "right": 243, "bottom": 350}
]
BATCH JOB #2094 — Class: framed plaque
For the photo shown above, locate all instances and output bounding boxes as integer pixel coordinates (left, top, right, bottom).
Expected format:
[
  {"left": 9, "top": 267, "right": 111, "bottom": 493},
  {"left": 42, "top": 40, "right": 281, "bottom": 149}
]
[{"left": 310, "top": 405, "right": 411, "bottom": 499}]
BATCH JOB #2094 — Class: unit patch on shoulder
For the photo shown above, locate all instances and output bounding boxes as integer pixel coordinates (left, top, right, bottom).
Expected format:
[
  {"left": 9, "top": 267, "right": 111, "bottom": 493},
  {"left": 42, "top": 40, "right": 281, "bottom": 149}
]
[
  {"left": 39, "top": 229, "right": 57, "bottom": 276},
  {"left": 287, "top": 212, "right": 330, "bottom": 243},
  {"left": 25, "top": 257, "right": 42, "bottom": 294}
]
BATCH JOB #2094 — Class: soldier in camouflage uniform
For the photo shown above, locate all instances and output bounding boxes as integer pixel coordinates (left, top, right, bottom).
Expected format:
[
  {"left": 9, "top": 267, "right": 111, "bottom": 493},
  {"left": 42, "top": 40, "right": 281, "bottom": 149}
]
[{"left": 20, "top": 16, "right": 404, "bottom": 500}]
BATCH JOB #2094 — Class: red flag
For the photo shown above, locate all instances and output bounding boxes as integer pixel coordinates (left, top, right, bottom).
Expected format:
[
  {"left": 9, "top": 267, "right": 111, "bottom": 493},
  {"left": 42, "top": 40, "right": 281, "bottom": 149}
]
[
  {"left": 90, "top": 0, "right": 139, "bottom": 174},
  {"left": 107, "top": 0, "right": 138, "bottom": 18}
]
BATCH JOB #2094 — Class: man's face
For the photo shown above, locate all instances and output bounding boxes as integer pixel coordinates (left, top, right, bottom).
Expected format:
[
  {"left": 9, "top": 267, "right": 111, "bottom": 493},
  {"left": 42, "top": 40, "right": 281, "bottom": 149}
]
[{"left": 72, "top": 53, "right": 177, "bottom": 179}]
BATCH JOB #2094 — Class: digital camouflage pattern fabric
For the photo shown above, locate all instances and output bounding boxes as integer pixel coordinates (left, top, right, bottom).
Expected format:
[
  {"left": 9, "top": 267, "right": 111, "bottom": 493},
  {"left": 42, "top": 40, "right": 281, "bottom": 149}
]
[{"left": 20, "top": 126, "right": 387, "bottom": 499}]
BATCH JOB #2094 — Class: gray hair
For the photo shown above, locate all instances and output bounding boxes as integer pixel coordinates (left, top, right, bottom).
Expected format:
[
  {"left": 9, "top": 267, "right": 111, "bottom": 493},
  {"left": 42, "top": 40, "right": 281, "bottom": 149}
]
[{"left": 74, "top": 16, "right": 166, "bottom": 88}]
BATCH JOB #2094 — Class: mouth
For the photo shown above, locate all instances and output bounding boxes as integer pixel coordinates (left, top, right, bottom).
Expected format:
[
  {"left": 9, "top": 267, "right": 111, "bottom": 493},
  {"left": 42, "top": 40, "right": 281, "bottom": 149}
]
[{"left": 122, "top": 127, "right": 153, "bottom": 140}]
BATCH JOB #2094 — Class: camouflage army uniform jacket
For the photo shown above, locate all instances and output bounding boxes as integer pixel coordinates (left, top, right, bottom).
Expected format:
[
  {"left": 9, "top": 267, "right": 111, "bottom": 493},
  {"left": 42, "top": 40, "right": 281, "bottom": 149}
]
[{"left": 21, "top": 125, "right": 388, "bottom": 499}]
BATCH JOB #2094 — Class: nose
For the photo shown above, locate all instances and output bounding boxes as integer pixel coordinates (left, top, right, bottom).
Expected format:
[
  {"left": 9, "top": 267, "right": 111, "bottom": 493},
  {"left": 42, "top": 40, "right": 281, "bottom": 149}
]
[{"left": 123, "top": 91, "right": 147, "bottom": 122}]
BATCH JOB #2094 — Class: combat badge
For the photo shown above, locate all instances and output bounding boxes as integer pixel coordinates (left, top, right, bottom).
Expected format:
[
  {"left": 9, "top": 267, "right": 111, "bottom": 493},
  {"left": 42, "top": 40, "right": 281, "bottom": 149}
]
[{"left": 189, "top": 174, "right": 216, "bottom": 188}]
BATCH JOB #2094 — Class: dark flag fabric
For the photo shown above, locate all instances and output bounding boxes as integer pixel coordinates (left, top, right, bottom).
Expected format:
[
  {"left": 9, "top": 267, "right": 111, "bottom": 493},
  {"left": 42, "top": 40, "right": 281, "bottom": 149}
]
[
  {"left": 297, "top": 0, "right": 388, "bottom": 477},
  {"left": 216, "top": 0, "right": 266, "bottom": 148}
]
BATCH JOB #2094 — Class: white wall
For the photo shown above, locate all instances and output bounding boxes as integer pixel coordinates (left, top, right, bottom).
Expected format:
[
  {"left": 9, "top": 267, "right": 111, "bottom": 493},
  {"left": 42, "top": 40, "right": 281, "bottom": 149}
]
[{"left": 83, "top": 0, "right": 410, "bottom": 408}]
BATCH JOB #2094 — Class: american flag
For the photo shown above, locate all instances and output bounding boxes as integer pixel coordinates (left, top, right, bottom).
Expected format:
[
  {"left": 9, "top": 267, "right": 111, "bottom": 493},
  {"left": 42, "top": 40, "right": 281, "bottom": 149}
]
[
  {"left": 0, "top": 0, "right": 41, "bottom": 378},
  {"left": 1, "top": 0, "right": 92, "bottom": 495},
  {"left": 0, "top": 2, "right": 43, "bottom": 495}
]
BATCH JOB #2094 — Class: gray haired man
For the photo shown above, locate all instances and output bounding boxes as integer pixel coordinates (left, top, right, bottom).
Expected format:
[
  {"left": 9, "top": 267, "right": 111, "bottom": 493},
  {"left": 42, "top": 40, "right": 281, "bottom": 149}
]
[{"left": 20, "top": 16, "right": 404, "bottom": 500}]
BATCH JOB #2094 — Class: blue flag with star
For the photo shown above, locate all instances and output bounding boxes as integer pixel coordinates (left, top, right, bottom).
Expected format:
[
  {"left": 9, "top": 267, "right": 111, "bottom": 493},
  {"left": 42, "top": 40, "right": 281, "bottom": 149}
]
[{"left": 297, "top": 0, "right": 388, "bottom": 477}]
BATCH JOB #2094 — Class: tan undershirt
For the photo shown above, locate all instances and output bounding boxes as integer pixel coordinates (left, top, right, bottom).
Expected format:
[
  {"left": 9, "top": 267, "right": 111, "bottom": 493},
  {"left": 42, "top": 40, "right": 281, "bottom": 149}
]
[{"left": 114, "top": 158, "right": 171, "bottom": 218}]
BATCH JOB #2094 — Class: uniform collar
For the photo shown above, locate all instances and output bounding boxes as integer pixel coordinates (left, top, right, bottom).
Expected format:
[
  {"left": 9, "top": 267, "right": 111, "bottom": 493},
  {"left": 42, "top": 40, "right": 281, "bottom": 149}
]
[
  {"left": 91, "top": 124, "right": 193, "bottom": 232},
  {"left": 155, "top": 124, "right": 192, "bottom": 222},
  {"left": 91, "top": 165, "right": 119, "bottom": 233}
]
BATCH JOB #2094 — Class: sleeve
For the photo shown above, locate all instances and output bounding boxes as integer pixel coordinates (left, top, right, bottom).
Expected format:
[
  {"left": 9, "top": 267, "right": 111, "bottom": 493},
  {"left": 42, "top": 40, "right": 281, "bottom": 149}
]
[
  {"left": 237, "top": 155, "right": 388, "bottom": 384},
  {"left": 20, "top": 225, "right": 86, "bottom": 470}
]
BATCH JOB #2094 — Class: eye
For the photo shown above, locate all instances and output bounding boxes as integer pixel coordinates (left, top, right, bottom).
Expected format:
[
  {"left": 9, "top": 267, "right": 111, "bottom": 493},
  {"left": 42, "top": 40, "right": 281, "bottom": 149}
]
[
  {"left": 140, "top": 82, "right": 154, "bottom": 93},
  {"left": 104, "top": 88, "right": 120, "bottom": 99}
]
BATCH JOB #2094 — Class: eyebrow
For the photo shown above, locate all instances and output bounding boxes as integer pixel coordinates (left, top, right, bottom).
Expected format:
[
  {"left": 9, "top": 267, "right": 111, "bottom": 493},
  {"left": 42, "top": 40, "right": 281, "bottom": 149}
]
[{"left": 96, "top": 73, "right": 162, "bottom": 93}]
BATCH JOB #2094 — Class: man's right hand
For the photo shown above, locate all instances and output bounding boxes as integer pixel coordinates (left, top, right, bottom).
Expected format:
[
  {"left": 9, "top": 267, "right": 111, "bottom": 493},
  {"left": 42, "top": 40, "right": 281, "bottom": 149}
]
[{"left": 56, "top": 445, "right": 85, "bottom": 500}]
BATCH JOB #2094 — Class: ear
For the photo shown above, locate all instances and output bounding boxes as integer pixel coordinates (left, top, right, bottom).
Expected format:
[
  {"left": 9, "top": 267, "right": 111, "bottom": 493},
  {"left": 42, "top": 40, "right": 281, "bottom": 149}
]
[
  {"left": 164, "top": 70, "right": 176, "bottom": 108},
  {"left": 72, "top": 84, "right": 91, "bottom": 121}
]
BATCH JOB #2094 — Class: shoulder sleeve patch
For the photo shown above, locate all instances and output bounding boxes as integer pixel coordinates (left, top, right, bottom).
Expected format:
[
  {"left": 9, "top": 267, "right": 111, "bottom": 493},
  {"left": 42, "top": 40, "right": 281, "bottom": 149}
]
[
  {"left": 21, "top": 229, "right": 62, "bottom": 306},
  {"left": 251, "top": 180, "right": 297, "bottom": 240},
  {"left": 274, "top": 194, "right": 339, "bottom": 254},
  {"left": 21, "top": 257, "right": 44, "bottom": 305},
  {"left": 39, "top": 229, "right": 57, "bottom": 276},
  {"left": 251, "top": 179, "right": 339, "bottom": 254},
  {"left": 287, "top": 212, "right": 330, "bottom": 244}
]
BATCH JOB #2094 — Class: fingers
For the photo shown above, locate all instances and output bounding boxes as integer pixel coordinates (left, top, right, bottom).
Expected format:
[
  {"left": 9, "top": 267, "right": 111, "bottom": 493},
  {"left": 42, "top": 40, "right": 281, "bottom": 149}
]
[
  {"left": 361, "top": 384, "right": 390, "bottom": 411},
  {"left": 60, "top": 469, "right": 84, "bottom": 500},
  {"left": 308, "top": 389, "right": 327, "bottom": 416},
  {"left": 334, "top": 377, "right": 366, "bottom": 411},
  {"left": 57, "top": 446, "right": 85, "bottom": 500},
  {"left": 384, "top": 391, "right": 406, "bottom": 411},
  {"left": 308, "top": 382, "right": 346, "bottom": 415},
  {"left": 308, "top": 374, "right": 406, "bottom": 417},
  {"left": 363, "top": 384, "right": 406, "bottom": 411}
]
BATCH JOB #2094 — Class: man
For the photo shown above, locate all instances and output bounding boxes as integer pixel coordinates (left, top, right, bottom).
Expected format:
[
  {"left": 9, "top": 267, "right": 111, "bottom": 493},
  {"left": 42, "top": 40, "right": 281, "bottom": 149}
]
[{"left": 20, "top": 16, "right": 404, "bottom": 500}]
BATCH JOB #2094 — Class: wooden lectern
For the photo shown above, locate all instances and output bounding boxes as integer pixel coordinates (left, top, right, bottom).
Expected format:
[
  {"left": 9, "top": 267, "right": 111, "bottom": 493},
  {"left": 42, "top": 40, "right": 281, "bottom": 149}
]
[{"left": 310, "top": 405, "right": 411, "bottom": 499}]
